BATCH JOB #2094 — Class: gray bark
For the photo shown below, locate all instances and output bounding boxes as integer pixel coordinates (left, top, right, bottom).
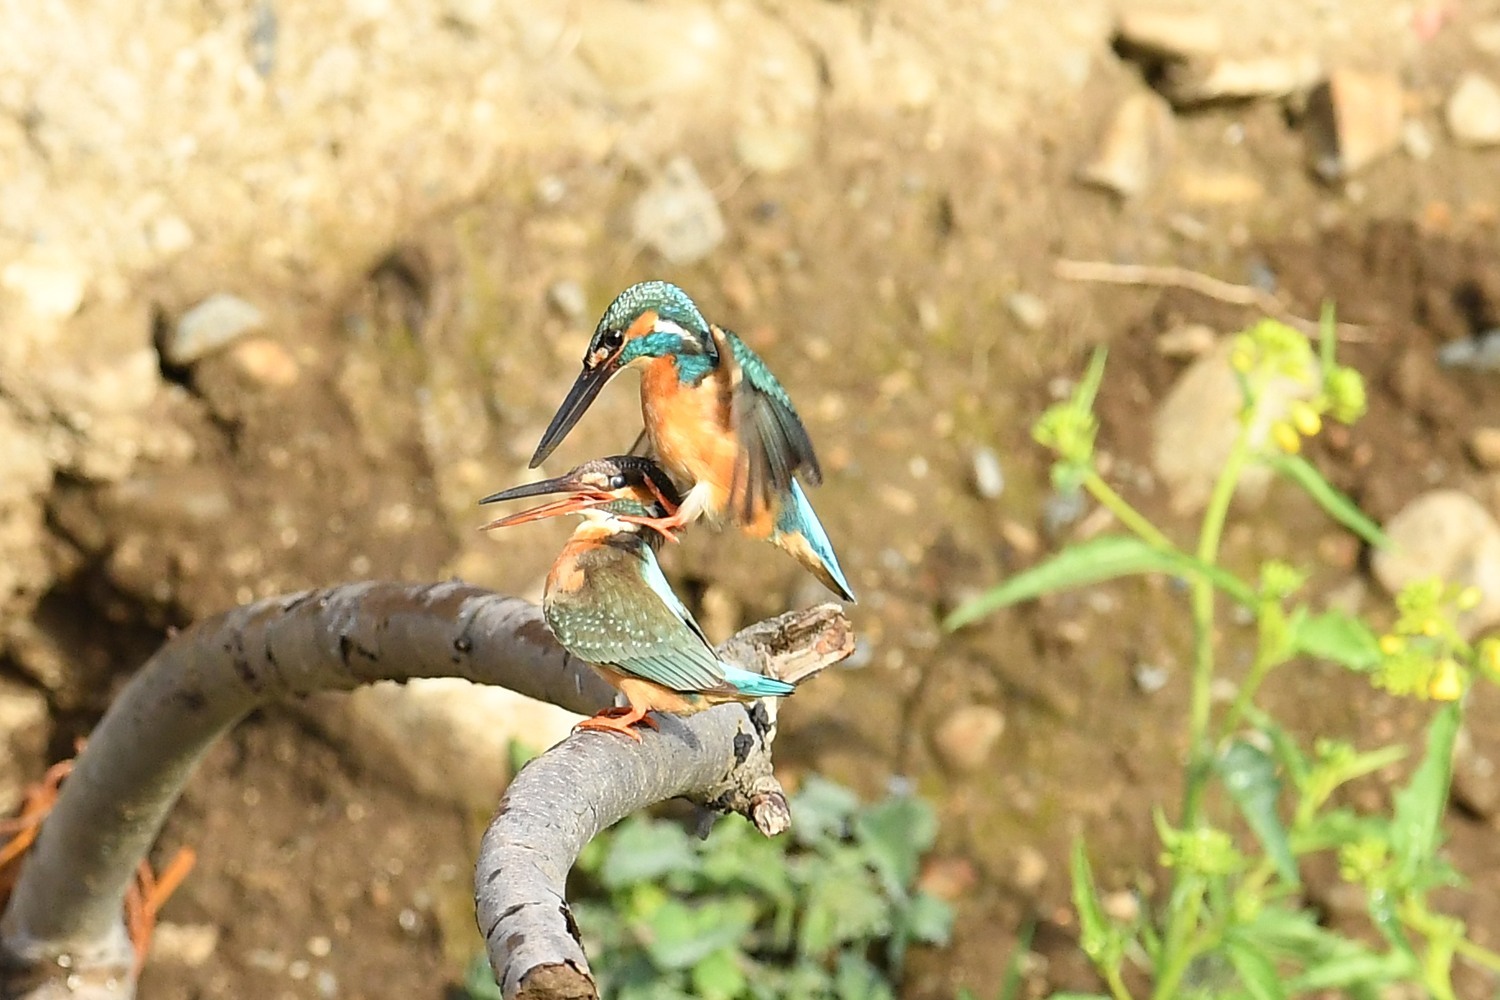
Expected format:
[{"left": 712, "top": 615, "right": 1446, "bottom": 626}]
[{"left": 0, "top": 581, "right": 851, "bottom": 1000}]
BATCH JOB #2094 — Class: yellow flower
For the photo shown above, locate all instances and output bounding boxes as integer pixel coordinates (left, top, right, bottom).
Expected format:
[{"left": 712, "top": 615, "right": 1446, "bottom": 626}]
[
  {"left": 1378, "top": 634, "right": 1405, "bottom": 656},
  {"left": 1290, "top": 401, "right": 1323, "bottom": 438},
  {"left": 1429, "top": 659, "right": 1464, "bottom": 701},
  {"left": 1271, "top": 421, "right": 1302, "bottom": 454}
]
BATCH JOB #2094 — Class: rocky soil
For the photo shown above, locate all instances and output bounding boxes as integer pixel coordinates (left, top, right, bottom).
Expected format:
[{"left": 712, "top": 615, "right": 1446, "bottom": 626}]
[{"left": 8, "top": 0, "right": 1500, "bottom": 996}]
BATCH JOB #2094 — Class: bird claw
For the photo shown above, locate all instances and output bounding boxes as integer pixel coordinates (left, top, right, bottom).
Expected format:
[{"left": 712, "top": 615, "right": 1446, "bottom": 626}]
[{"left": 574, "top": 708, "right": 659, "bottom": 740}]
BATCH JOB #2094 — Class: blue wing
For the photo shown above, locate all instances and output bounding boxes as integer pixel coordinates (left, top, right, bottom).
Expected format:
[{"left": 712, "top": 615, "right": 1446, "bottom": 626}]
[{"left": 719, "top": 328, "right": 823, "bottom": 518}]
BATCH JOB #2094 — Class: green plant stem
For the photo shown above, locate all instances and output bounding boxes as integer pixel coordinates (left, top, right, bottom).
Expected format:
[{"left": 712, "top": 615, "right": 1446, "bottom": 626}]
[
  {"left": 1220, "top": 642, "right": 1278, "bottom": 736},
  {"left": 1182, "top": 429, "right": 1255, "bottom": 828},
  {"left": 1150, "top": 882, "right": 1206, "bottom": 1000},
  {"left": 1083, "top": 472, "right": 1176, "bottom": 552},
  {"left": 1454, "top": 937, "right": 1500, "bottom": 975},
  {"left": 1103, "top": 962, "right": 1135, "bottom": 1000}
]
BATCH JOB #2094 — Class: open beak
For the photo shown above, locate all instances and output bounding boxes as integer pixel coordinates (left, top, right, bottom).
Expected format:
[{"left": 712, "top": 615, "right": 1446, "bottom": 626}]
[
  {"left": 478, "top": 474, "right": 612, "bottom": 531},
  {"left": 529, "top": 361, "right": 616, "bottom": 469}
]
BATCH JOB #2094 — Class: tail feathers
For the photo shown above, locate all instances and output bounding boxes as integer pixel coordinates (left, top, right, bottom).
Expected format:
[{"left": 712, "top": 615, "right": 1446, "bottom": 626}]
[
  {"left": 721, "top": 665, "right": 795, "bottom": 698},
  {"left": 771, "top": 480, "right": 857, "bottom": 603}
]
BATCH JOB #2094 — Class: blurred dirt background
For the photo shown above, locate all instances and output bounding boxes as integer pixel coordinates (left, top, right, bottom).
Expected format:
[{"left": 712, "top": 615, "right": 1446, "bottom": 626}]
[{"left": 8, "top": 0, "right": 1500, "bottom": 996}]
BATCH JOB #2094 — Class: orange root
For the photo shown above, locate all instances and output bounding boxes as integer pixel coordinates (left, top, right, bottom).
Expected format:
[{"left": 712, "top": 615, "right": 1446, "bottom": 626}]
[
  {"left": 0, "top": 747, "right": 196, "bottom": 977},
  {"left": 575, "top": 704, "right": 659, "bottom": 741}
]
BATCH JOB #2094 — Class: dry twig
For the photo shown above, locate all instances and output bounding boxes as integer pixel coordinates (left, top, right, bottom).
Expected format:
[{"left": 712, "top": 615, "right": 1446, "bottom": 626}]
[{"left": 1053, "top": 258, "right": 1371, "bottom": 340}]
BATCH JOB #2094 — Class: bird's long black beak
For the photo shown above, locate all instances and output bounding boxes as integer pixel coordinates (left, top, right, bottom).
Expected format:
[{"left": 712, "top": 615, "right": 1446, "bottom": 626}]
[
  {"left": 478, "top": 473, "right": 609, "bottom": 531},
  {"left": 478, "top": 472, "right": 585, "bottom": 506},
  {"left": 529, "top": 362, "right": 615, "bottom": 469}
]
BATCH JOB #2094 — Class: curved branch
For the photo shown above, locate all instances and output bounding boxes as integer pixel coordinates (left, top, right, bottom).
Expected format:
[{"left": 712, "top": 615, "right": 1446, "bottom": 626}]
[
  {"left": 0, "top": 582, "right": 614, "bottom": 998},
  {"left": 0, "top": 582, "right": 851, "bottom": 1000},
  {"left": 475, "top": 606, "right": 854, "bottom": 1000}
]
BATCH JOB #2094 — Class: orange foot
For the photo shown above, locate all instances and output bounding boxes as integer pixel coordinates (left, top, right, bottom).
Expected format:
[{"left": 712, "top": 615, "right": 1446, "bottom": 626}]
[
  {"left": 575, "top": 705, "right": 659, "bottom": 741},
  {"left": 615, "top": 510, "right": 686, "bottom": 544}
]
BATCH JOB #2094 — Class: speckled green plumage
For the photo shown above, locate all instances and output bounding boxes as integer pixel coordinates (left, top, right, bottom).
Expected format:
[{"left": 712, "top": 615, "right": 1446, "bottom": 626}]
[{"left": 544, "top": 535, "right": 734, "bottom": 695}]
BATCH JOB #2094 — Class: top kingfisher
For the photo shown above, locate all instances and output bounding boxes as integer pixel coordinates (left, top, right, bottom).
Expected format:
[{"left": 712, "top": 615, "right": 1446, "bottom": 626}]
[{"left": 528, "top": 281, "right": 855, "bottom": 602}]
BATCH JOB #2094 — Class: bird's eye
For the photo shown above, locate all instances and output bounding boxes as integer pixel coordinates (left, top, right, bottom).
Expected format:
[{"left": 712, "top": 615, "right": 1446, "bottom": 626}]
[
  {"left": 608, "top": 473, "right": 628, "bottom": 490},
  {"left": 600, "top": 329, "right": 624, "bottom": 350}
]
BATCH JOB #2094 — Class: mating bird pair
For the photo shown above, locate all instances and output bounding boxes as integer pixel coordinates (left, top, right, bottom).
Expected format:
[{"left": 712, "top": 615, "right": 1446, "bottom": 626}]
[{"left": 480, "top": 281, "right": 853, "bottom": 739}]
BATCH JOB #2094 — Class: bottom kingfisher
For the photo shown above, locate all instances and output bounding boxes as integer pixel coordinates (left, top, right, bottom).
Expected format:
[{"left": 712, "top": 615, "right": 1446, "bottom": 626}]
[{"left": 478, "top": 455, "right": 797, "bottom": 740}]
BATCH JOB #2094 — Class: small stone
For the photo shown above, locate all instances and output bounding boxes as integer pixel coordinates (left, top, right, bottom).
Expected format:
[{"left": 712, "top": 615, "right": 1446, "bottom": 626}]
[
  {"left": 1115, "top": 7, "right": 1224, "bottom": 61},
  {"left": 151, "top": 923, "right": 220, "bottom": 966},
  {"left": 1439, "top": 329, "right": 1500, "bottom": 371},
  {"left": 1373, "top": 489, "right": 1500, "bottom": 637},
  {"left": 230, "top": 338, "right": 300, "bottom": 387},
  {"left": 1078, "top": 92, "right": 1175, "bottom": 199},
  {"left": 733, "top": 121, "right": 811, "bottom": 174},
  {"left": 2, "top": 257, "right": 87, "bottom": 319},
  {"left": 1448, "top": 73, "right": 1500, "bottom": 147},
  {"left": 1305, "top": 70, "right": 1405, "bottom": 182},
  {"left": 1470, "top": 427, "right": 1500, "bottom": 470},
  {"left": 971, "top": 446, "right": 1005, "bottom": 500},
  {"left": 1006, "top": 291, "right": 1050, "bottom": 331},
  {"left": 1102, "top": 890, "right": 1141, "bottom": 922},
  {"left": 932, "top": 704, "right": 1005, "bottom": 773},
  {"left": 313, "top": 680, "right": 581, "bottom": 810},
  {"left": 1155, "top": 322, "right": 1217, "bottom": 358},
  {"left": 1012, "top": 845, "right": 1048, "bottom": 893},
  {"left": 1133, "top": 662, "right": 1170, "bottom": 694},
  {"left": 630, "top": 156, "right": 725, "bottom": 265},
  {"left": 1316, "top": 532, "right": 1360, "bottom": 572},
  {"left": 1402, "top": 120, "right": 1435, "bottom": 162},
  {"left": 546, "top": 279, "right": 588, "bottom": 321},
  {"left": 1161, "top": 52, "right": 1321, "bottom": 107},
  {"left": 1042, "top": 490, "right": 1088, "bottom": 538},
  {"left": 1473, "top": 19, "right": 1500, "bottom": 57},
  {"left": 166, "top": 293, "right": 266, "bottom": 366},
  {"left": 146, "top": 215, "right": 195, "bottom": 256},
  {"left": 917, "top": 856, "right": 978, "bottom": 902},
  {"left": 1153, "top": 339, "right": 1314, "bottom": 515},
  {"left": 1453, "top": 728, "right": 1500, "bottom": 819}
]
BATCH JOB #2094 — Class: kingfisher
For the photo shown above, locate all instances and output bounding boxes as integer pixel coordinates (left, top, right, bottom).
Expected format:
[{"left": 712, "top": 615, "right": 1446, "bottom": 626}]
[
  {"left": 479, "top": 455, "right": 797, "bottom": 740},
  {"left": 528, "top": 281, "right": 855, "bottom": 602}
]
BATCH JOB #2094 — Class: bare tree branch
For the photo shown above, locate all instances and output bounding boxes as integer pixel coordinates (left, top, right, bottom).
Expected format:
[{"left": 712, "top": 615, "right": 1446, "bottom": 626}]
[
  {"left": 0, "top": 582, "right": 851, "bottom": 1000},
  {"left": 475, "top": 606, "right": 854, "bottom": 1000}
]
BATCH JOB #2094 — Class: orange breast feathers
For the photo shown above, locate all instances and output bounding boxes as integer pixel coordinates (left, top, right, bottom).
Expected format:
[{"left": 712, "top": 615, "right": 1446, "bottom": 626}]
[
  {"left": 544, "top": 536, "right": 603, "bottom": 598},
  {"left": 641, "top": 357, "right": 737, "bottom": 504}
]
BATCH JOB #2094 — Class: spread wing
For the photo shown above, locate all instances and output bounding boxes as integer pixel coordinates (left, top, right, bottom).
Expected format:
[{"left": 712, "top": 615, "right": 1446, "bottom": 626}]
[
  {"left": 719, "top": 328, "right": 822, "bottom": 519},
  {"left": 546, "top": 547, "right": 731, "bottom": 694}
]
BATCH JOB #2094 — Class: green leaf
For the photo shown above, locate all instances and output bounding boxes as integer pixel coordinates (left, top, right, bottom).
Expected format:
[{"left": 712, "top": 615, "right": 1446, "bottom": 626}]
[
  {"left": 1290, "top": 950, "right": 1416, "bottom": 990},
  {"left": 1243, "top": 708, "right": 1310, "bottom": 789},
  {"left": 902, "top": 892, "right": 955, "bottom": 946},
  {"left": 790, "top": 775, "right": 861, "bottom": 846},
  {"left": 461, "top": 954, "right": 505, "bottom": 1000},
  {"left": 1069, "top": 839, "right": 1110, "bottom": 959},
  {"left": 644, "top": 898, "right": 757, "bottom": 971},
  {"left": 1392, "top": 701, "right": 1461, "bottom": 886},
  {"left": 854, "top": 795, "right": 938, "bottom": 890},
  {"left": 996, "top": 918, "right": 1037, "bottom": 1000},
  {"left": 1226, "top": 936, "right": 1287, "bottom": 1000},
  {"left": 689, "top": 948, "right": 747, "bottom": 1000},
  {"left": 1287, "top": 609, "right": 1383, "bottom": 671},
  {"left": 1215, "top": 740, "right": 1298, "bottom": 884},
  {"left": 798, "top": 867, "right": 891, "bottom": 958},
  {"left": 1267, "top": 453, "right": 1387, "bottom": 548},
  {"left": 833, "top": 951, "right": 896, "bottom": 1000},
  {"left": 945, "top": 535, "right": 1255, "bottom": 628},
  {"left": 600, "top": 818, "right": 700, "bottom": 889}
]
